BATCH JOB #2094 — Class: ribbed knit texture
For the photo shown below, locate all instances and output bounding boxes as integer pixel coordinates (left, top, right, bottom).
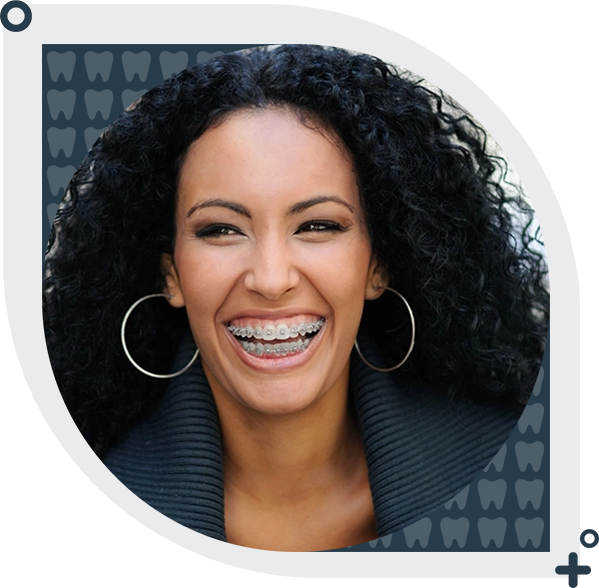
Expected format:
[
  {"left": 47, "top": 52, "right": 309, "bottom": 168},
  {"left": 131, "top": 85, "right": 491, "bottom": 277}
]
[{"left": 104, "top": 334, "right": 521, "bottom": 543}]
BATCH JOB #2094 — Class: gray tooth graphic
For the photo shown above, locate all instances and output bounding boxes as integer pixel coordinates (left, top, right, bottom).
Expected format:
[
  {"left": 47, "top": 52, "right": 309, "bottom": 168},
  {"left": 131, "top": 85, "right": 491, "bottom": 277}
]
[
  {"left": 47, "top": 90, "right": 76, "bottom": 121},
  {"left": 532, "top": 366, "right": 544, "bottom": 396},
  {"left": 122, "top": 51, "right": 151, "bottom": 82},
  {"left": 515, "top": 517, "right": 544, "bottom": 548},
  {"left": 483, "top": 443, "right": 507, "bottom": 473},
  {"left": 47, "top": 127, "right": 76, "bottom": 158},
  {"left": 515, "top": 441, "right": 544, "bottom": 473},
  {"left": 440, "top": 517, "right": 470, "bottom": 548},
  {"left": 84, "top": 51, "right": 113, "bottom": 82},
  {"left": 444, "top": 485, "right": 469, "bottom": 510},
  {"left": 122, "top": 89, "right": 147, "bottom": 110},
  {"left": 478, "top": 517, "right": 507, "bottom": 548},
  {"left": 369, "top": 534, "right": 392, "bottom": 548},
  {"left": 47, "top": 165, "right": 76, "bottom": 196},
  {"left": 403, "top": 517, "right": 432, "bottom": 548},
  {"left": 47, "top": 203, "right": 59, "bottom": 228},
  {"left": 515, "top": 479, "right": 544, "bottom": 510},
  {"left": 47, "top": 51, "right": 76, "bottom": 82},
  {"left": 159, "top": 51, "right": 189, "bottom": 79},
  {"left": 84, "top": 90, "right": 113, "bottom": 120},
  {"left": 197, "top": 50, "right": 224, "bottom": 64},
  {"left": 517, "top": 403, "right": 544, "bottom": 434},
  {"left": 478, "top": 479, "right": 507, "bottom": 510},
  {"left": 84, "top": 127, "right": 107, "bottom": 150}
]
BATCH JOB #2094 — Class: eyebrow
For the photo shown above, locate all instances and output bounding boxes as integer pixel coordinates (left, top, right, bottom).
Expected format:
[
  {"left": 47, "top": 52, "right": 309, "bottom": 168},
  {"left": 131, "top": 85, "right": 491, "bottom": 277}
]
[{"left": 185, "top": 195, "right": 355, "bottom": 219}]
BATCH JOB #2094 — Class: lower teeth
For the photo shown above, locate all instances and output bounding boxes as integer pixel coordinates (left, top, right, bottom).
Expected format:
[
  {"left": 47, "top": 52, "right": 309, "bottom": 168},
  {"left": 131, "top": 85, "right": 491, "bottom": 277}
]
[{"left": 241, "top": 338, "right": 311, "bottom": 356}]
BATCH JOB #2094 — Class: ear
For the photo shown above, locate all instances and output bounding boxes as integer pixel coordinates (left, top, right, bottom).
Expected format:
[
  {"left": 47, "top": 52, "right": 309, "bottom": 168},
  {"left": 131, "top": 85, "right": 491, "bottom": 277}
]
[
  {"left": 161, "top": 253, "right": 186, "bottom": 308},
  {"left": 364, "top": 259, "right": 389, "bottom": 301}
]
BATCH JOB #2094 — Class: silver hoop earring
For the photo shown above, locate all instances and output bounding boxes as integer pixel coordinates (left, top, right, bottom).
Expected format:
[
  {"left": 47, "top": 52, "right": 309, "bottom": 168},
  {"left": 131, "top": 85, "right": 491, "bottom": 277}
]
[
  {"left": 354, "top": 287, "right": 415, "bottom": 373},
  {"left": 121, "top": 293, "right": 199, "bottom": 379}
]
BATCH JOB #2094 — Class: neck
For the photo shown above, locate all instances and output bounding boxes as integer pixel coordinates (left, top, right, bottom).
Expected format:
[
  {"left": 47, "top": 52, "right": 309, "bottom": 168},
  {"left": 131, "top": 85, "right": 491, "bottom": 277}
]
[{"left": 206, "top": 361, "right": 364, "bottom": 505}]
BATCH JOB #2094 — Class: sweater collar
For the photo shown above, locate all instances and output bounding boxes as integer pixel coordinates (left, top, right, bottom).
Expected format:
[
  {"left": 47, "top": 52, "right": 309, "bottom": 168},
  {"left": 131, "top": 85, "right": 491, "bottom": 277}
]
[{"left": 107, "top": 332, "right": 520, "bottom": 542}]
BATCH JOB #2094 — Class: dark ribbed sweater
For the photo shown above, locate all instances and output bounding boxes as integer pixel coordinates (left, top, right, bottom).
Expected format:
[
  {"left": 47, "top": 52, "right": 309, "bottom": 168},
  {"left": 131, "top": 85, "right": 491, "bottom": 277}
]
[{"left": 104, "top": 334, "right": 522, "bottom": 543}]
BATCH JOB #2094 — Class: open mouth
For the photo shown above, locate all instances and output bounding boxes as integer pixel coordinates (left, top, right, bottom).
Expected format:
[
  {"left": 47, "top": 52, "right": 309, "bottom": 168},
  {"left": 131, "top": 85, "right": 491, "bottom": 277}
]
[{"left": 227, "top": 318, "right": 325, "bottom": 358}]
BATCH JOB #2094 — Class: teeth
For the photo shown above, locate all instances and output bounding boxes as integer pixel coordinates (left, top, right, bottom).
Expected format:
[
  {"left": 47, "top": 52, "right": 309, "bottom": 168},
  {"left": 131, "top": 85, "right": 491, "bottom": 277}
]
[
  {"left": 197, "top": 50, "right": 225, "bottom": 64},
  {"left": 478, "top": 479, "right": 507, "bottom": 510},
  {"left": 47, "top": 127, "right": 77, "bottom": 158},
  {"left": 478, "top": 518, "right": 507, "bottom": 549},
  {"left": 47, "top": 51, "right": 77, "bottom": 83},
  {"left": 238, "top": 338, "right": 312, "bottom": 357},
  {"left": 47, "top": 203, "right": 59, "bottom": 228},
  {"left": 84, "top": 89, "right": 114, "bottom": 121},
  {"left": 84, "top": 51, "right": 113, "bottom": 83},
  {"left": 159, "top": 50, "right": 189, "bottom": 80},
  {"left": 514, "top": 517, "right": 544, "bottom": 548},
  {"left": 515, "top": 479, "right": 544, "bottom": 510},
  {"left": 440, "top": 517, "right": 470, "bottom": 548},
  {"left": 84, "top": 126, "right": 107, "bottom": 151},
  {"left": 47, "top": 165, "right": 76, "bottom": 197},
  {"left": 404, "top": 517, "right": 433, "bottom": 548},
  {"left": 518, "top": 403, "right": 544, "bottom": 434},
  {"left": 369, "top": 535, "right": 393, "bottom": 549},
  {"left": 122, "top": 89, "right": 148, "bottom": 110},
  {"left": 228, "top": 319, "right": 324, "bottom": 340},
  {"left": 445, "top": 486, "right": 469, "bottom": 510},
  {"left": 47, "top": 89, "right": 76, "bottom": 121},
  {"left": 122, "top": 51, "right": 152, "bottom": 82},
  {"left": 484, "top": 444, "right": 507, "bottom": 473},
  {"left": 515, "top": 441, "right": 544, "bottom": 473}
]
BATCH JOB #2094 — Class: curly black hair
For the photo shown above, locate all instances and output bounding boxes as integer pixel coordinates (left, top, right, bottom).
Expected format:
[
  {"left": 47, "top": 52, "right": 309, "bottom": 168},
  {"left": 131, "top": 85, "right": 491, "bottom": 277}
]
[{"left": 43, "top": 45, "right": 549, "bottom": 456}]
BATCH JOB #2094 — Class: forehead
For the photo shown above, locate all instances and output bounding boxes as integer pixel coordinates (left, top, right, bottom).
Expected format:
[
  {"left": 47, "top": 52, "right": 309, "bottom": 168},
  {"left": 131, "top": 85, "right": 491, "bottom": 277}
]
[{"left": 177, "top": 108, "right": 360, "bottom": 213}]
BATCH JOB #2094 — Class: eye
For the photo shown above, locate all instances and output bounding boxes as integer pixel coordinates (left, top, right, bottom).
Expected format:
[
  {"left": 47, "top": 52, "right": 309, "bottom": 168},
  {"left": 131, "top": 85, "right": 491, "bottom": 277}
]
[
  {"left": 296, "top": 220, "right": 347, "bottom": 234},
  {"left": 195, "top": 224, "right": 242, "bottom": 239}
]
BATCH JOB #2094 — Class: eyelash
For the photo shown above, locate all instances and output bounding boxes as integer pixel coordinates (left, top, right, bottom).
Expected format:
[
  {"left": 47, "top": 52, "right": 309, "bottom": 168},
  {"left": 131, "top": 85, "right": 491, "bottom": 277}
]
[{"left": 195, "top": 220, "right": 347, "bottom": 239}]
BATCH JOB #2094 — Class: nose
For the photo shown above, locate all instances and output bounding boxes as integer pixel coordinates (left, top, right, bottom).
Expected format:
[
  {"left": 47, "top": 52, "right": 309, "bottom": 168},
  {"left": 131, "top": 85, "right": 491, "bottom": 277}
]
[{"left": 244, "top": 238, "right": 301, "bottom": 300}]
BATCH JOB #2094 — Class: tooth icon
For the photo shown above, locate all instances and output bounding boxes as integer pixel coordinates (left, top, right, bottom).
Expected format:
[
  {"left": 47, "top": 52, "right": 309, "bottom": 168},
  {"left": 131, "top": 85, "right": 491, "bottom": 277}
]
[
  {"left": 515, "top": 441, "right": 544, "bottom": 473},
  {"left": 403, "top": 517, "right": 432, "bottom": 548},
  {"left": 47, "top": 90, "right": 76, "bottom": 121},
  {"left": 478, "top": 517, "right": 507, "bottom": 548},
  {"left": 369, "top": 534, "right": 392, "bottom": 548},
  {"left": 159, "top": 51, "right": 189, "bottom": 79},
  {"left": 47, "top": 203, "right": 59, "bottom": 228},
  {"left": 122, "top": 51, "right": 151, "bottom": 82},
  {"left": 444, "top": 485, "right": 469, "bottom": 510},
  {"left": 440, "top": 517, "right": 470, "bottom": 548},
  {"left": 84, "top": 90, "right": 113, "bottom": 121},
  {"left": 47, "top": 51, "right": 76, "bottom": 82},
  {"left": 122, "top": 89, "right": 148, "bottom": 110},
  {"left": 478, "top": 479, "right": 507, "bottom": 510},
  {"left": 515, "top": 479, "right": 544, "bottom": 510},
  {"left": 515, "top": 517, "right": 544, "bottom": 548},
  {"left": 197, "top": 50, "right": 224, "bottom": 64},
  {"left": 483, "top": 443, "right": 507, "bottom": 473},
  {"left": 84, "top": 51, "right": 113, "bottom": 82},
  {"left": 47, "top": 127, "right": 76, "bottom": 158},
  {"left": 47, "top": 165, "right": 76, "bottom": 196},
  {"left": 532, "top": 366, "right": 544, "bottom": 396},
  {"left": 84, "top": 127, "right": 107, "bottom": 150},
  {"left": 517, "top": 403, "right": 544, "bottom": 434}
]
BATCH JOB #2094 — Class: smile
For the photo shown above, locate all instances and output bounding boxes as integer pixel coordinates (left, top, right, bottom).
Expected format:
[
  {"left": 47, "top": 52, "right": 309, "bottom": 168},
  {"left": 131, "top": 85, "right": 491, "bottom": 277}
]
[{"left": 227, "top": 318, "right": 325, "bottom": 358}]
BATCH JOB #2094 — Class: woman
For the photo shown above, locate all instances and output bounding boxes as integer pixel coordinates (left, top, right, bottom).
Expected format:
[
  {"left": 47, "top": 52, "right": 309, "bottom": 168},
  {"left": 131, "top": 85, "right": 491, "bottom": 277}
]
[{"left": 43, "top": 45, "right": 549, "bottom": 551}]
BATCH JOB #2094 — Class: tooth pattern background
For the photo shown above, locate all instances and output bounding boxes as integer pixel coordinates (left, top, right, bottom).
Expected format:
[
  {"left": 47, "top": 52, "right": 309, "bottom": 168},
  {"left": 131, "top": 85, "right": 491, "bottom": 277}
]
[{"left": 43, "top": 45, "right": 549, "bottom": 552}]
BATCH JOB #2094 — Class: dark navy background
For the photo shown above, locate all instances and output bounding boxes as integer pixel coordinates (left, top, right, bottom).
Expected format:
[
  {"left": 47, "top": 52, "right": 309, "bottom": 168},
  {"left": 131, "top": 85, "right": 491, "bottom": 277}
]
[{"left": 0, "top": 0, "right": 599, "bottom": 587}]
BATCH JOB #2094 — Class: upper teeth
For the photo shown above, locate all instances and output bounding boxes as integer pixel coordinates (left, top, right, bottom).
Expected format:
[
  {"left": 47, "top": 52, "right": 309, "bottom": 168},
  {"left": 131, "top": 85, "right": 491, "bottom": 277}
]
[{"left": 228, "top": 319, "right": 324, "bottom": 340}]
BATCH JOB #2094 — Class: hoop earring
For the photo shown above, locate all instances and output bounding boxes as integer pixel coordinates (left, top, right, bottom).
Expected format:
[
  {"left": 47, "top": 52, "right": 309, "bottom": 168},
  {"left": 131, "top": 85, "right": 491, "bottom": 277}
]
[
  {"left": 354, "top": 287, "right": 415, "bottom": 373},
  {"left": 121, "top": 293, "right": 199, "bottom": 379}
]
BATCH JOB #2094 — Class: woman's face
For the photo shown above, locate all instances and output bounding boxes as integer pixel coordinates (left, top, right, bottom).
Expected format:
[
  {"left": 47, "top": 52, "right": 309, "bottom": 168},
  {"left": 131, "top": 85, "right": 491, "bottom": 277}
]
[{"left": 164, "top": 107, "right": 384, "bottom": 416}]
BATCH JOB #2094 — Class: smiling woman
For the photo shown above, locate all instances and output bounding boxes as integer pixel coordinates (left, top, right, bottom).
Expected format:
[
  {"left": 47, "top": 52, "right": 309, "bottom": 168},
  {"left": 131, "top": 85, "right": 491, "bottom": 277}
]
[{"left": 43, "top": 45, "right": 549, "bottom": 551}]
